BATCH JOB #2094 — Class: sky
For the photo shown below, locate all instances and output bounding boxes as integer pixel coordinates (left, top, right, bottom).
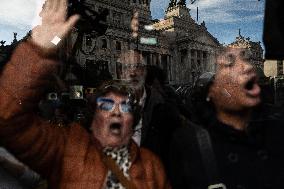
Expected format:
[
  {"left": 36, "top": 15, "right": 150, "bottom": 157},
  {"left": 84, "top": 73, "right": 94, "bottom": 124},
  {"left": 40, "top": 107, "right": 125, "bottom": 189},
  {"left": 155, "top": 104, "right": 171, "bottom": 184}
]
[
  {"left": 0, "top": 0, "right": 44, "bottom": 45},
  {"left": 0, "top": 0, "right": 265, "bottom": 46},
  {"left": 151, "top": 0, "right": 265, "bottom": 46}
]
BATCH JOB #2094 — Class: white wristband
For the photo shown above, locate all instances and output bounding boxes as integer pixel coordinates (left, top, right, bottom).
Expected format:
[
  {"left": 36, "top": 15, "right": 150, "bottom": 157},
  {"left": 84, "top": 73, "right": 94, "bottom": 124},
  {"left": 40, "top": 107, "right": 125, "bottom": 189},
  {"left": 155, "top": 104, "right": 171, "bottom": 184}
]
[{"left": 51, "top": 36, "right": 61, "bottom": 45}]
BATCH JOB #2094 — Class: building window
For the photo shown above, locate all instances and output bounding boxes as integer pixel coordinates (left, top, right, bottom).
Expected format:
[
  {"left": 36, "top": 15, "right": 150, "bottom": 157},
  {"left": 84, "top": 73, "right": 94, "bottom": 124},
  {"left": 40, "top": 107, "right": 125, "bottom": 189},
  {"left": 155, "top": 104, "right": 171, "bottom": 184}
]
[
  {"left": 197, "top": 60, "right": 201, "bottom": 66},
  {"left": 116, "top": 61, "right": 123, "bottom": 79},
  {"left": 203, "top": 52, "right": 207, "bottom": 59},
  {"left": 197, "top": 50, "right": 201, "bottom": 58},
  {"left": 161, "top": 55, "right": 168, "bottom": 69},
  {"left": 181, "top": 49, "right": 187, "bottom": 65},
  {"left": 98, "top": 7, "right": 109, "bottom": 22},
  {"left": 116, "top": 41, "right": 121, "bottom": 51},
  {"left": 113, "top": 11, "right": 122, "bottom": 24},
  {"left": 101, "top": 39, "right": 107, "bottom": 49},
  {"left": 191, "top": 49, "right": 195, "bottom": 57}
]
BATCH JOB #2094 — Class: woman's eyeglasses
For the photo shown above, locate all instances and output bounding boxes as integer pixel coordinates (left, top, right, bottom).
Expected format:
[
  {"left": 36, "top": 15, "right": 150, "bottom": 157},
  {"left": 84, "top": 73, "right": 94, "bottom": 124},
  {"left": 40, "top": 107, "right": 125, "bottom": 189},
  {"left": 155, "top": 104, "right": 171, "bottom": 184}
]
[{"left": 96, "top": 97, "right": 133, "bottom": 113}]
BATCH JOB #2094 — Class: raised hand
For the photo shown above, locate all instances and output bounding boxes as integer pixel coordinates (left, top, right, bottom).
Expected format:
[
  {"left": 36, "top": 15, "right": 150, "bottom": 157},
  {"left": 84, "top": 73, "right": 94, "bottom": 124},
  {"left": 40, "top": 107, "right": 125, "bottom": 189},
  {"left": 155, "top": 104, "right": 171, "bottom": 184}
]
[
  {"left": 31, "top": 0, "right": 80, "bottom": 50},
  {"left": 131, "top": 10, "right": 139, "bottom": 38}
]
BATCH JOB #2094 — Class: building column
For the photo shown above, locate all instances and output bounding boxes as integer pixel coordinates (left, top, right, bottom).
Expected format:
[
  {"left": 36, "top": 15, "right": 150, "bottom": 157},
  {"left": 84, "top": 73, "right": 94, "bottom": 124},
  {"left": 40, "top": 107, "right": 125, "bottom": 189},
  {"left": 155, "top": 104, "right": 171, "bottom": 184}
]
[
  {"left": 170, "top": 55, "right": 174, "bottom": 83},
  {"left": 201, "top": 50, "right": 204, "bottom": 72},
  {"left": 187, "top": 48, "right": 192, "bottom": 82},
  {"left": 150, "top": 53, "right": 153, "bottom": 65},
  {"left": 158, "top": 54, "right": 162, "bottom": 67},
  {"left": 192, "top": 49, "right": 198, "bottom": 82},
  {"left": 167, "top": 55, "right": 171, "bottom": 82}
]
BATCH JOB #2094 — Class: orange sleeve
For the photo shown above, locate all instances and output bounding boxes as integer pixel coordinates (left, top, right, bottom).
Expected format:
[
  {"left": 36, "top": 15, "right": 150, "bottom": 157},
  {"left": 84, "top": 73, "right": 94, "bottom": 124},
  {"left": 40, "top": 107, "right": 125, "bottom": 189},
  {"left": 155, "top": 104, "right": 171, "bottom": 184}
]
[{"left": 0, "top": 41, "right": 67, "bottom": 178}]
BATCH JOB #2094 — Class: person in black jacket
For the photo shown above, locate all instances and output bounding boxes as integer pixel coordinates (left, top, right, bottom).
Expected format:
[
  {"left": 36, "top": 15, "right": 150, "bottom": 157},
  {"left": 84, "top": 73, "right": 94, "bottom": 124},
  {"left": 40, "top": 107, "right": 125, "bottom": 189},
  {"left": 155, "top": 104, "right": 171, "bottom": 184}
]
[
  {"left": 117, "top": 51, "right": 182, "bottom": 175},
  {"left": 169, "top": 47, "right": 284, "bottom": 189}
]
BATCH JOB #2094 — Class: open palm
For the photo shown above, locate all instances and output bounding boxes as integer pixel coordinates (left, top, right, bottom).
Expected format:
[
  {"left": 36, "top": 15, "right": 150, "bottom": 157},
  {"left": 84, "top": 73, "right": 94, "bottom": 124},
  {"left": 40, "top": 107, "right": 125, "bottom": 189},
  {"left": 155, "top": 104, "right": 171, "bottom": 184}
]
[{"left": 31, "top": 0, "right": 80, "bottom": 50}]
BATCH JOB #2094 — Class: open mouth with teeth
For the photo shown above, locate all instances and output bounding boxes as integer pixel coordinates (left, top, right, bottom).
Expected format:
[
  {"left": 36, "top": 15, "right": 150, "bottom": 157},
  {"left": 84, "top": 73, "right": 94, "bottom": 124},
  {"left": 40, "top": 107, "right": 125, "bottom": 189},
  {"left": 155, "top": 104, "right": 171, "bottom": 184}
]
[
  {"left": 109, "top": 123, "right": 122, "bottom": 135},
  {"left": 245, "top": 79, "right": 255, "bottom": 90},
  {"left": 243, "top": 76, "right": 261, "bottom": 97}
]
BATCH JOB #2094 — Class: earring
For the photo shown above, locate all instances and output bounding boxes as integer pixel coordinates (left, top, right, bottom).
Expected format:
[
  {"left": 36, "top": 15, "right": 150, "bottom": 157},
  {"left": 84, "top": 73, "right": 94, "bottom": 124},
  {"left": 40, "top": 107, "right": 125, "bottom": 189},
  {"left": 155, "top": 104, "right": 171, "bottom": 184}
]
[{"left": 206, "top": 96, "right": 211, "bottom": 102}]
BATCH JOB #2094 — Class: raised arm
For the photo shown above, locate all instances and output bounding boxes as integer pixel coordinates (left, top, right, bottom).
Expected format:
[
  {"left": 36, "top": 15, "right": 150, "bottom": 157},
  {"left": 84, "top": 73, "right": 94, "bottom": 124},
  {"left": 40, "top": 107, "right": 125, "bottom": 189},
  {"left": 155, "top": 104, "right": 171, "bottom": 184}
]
[{"left": 0, "top": 0, "right": 79, "bottom": 177}]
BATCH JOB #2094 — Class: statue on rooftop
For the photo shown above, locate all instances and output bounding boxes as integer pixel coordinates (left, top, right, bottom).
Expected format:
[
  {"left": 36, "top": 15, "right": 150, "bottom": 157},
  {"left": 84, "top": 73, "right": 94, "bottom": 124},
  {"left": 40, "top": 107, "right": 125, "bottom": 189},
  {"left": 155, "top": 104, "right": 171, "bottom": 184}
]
[
  {"left": 168, "top": 0, "right": 177, "bottom": 9},
  {"left": 12, "top": 32, "right": 18, "bottom": 44},
  {"left": 0, "top": 40, "right": 6, "bottom": 46},
  {"left": 177, "top": 0, "right": 186, "bottom": 6}
]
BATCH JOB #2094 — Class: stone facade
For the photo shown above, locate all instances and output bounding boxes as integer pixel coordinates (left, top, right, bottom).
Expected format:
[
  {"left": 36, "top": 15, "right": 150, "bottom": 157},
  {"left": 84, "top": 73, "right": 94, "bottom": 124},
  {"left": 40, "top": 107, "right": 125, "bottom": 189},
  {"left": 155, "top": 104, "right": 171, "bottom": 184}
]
[
  {"left": 66, "top": 0, "right": 221, "bottom": 86},
  {"left": 65, "top": 0, "right": 162, "bottom": 85},
  {"left": 264, "top": 60, "right": 284, "bottom": 77},
  {"left": 152, "top": 3, "right": 220, "bottom": 84},
  {"left": 227, "top": 33, "right": 264, "bottom": 70}
]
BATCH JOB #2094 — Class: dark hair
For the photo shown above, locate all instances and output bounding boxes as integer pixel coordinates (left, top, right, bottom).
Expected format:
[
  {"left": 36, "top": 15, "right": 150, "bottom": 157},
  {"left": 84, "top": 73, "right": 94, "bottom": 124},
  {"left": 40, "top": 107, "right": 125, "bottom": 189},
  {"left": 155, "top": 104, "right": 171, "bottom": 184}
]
[
  {"left": 186, "top": 72, "right": 216, "bottom": 125},
  {"left": 85, "top": 80, "right": 141, "bottom": 130},
  {"left": 145, "top": 65, "right": 167, "bottom": 86}
]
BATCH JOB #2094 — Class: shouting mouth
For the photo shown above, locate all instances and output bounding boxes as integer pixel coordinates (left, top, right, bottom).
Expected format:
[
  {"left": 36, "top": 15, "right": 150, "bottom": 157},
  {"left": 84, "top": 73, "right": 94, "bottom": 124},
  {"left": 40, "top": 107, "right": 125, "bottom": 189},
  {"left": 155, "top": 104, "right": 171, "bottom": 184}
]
[
  {"left": 109, "top": 122, "right": 122, "bottom": 135},
  {"left": 243, "top": 75, "right": 261, "bottom": 97}
]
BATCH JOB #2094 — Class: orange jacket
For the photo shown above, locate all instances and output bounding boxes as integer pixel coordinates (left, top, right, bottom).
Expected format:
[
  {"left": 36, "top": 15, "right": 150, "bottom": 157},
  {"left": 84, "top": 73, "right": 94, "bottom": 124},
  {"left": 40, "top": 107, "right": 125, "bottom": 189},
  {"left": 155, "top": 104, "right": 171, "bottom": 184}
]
[{"left": 0, "top": 41, "right": 170, "bottom": 189}]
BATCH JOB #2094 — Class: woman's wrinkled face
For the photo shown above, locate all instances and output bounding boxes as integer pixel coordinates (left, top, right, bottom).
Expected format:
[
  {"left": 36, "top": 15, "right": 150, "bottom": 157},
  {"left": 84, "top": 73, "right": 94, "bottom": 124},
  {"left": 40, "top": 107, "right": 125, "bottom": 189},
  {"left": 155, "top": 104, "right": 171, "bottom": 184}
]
[
  {"left": 91, "top": 92, "right": 134, "bottom": 148},
  {"left": 209, "top": 48, "right": 261, "bottom": 112}
]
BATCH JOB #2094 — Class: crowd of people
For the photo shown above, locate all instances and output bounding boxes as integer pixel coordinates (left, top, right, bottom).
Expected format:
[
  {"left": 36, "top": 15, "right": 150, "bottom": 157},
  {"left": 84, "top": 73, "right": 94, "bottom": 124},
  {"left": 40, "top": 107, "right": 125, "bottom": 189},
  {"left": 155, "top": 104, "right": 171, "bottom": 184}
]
[{"left": 0, "top": 0, "right": 284, "bottom": 189}]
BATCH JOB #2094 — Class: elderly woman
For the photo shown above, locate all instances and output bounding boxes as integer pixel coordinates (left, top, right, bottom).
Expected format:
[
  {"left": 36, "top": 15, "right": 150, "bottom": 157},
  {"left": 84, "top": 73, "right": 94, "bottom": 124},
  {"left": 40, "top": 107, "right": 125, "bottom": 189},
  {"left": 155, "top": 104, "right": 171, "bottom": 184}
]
[
  {"left": 0, "top": 0, "right": 169, "bottom": 188},
  {"left": 169, "top": 47, "right": 284, "bottom": 189}
]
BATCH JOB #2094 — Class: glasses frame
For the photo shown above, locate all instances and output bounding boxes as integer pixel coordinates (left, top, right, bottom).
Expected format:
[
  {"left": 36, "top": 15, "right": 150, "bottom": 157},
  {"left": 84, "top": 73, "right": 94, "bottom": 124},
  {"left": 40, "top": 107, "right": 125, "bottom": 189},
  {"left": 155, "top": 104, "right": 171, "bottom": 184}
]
[{"left": 96, "top": 97, "right": 133, "bottom": 113}]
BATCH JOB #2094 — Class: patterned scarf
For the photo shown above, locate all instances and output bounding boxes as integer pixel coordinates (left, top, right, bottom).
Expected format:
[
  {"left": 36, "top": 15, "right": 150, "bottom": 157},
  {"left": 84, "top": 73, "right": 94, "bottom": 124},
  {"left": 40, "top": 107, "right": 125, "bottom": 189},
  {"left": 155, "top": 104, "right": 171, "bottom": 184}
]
[{"left": 103, "top": 146, "right": 132, "bottom": 189}]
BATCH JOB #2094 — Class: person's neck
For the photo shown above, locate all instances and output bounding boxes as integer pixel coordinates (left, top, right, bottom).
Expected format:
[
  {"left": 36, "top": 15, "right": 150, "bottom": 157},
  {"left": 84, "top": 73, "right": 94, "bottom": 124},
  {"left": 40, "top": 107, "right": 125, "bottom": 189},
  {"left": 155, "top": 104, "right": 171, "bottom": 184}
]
[{"left": 216, "top": 109, "right": 252, "bottom": 131}]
